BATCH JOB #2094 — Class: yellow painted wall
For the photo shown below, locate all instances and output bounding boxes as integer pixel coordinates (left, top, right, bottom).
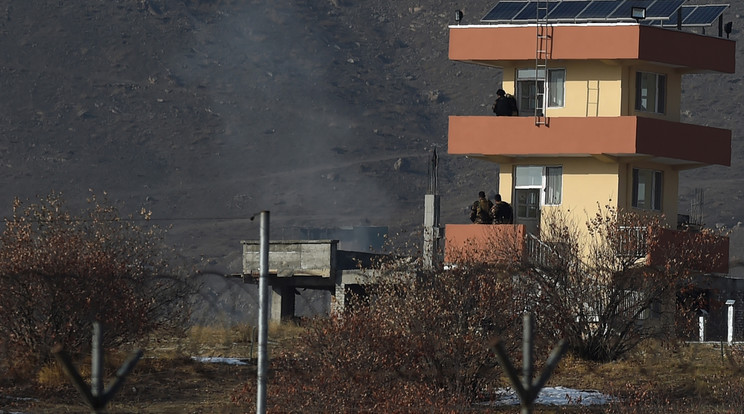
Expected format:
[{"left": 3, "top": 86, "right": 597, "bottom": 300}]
[
  {"left": 501, "top": 65, "right": 516, "bottom": 100},
  {"left": 618, "top": 161, "right": 679, "bottom": 228},
  {"left": 498, "top": 166, "right": 513, "bottom": 204},
  {"left": 499, "top": 157, "right": 679, "bottom": 230},
  {"left": 628, "top": 63, "right": 682, "bottom": 122},
  {"left": 497, "top": 157, "right": 680, "bottom": 255},
  {"left": 548, "top": 61, "right": 624, "bottom": 117},
  {"left": 498, "top": 157, "right": 620, "bottom": 231},
  {"left": 498, "top": 61, "right": 682, "bottom": 121}
]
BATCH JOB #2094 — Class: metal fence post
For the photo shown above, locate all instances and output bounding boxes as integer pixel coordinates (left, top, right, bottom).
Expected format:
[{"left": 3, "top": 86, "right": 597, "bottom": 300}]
[
  {"left": 54, "top": 321, "right": 142, "bottom": 413},
  {"left": 727, "top": 299, "right": 736, "bottom": 344},
  {"left": 491, "top": 312, "right": 568, "bottom": 414},
  {"left": 257, "top": 211, "right": 270, "bottom": 414}
]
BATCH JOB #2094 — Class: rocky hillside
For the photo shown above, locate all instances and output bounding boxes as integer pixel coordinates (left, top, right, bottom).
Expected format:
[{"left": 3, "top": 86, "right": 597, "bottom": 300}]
[{"left": 0, "top": 0, "right": 741, "bottom": 274}]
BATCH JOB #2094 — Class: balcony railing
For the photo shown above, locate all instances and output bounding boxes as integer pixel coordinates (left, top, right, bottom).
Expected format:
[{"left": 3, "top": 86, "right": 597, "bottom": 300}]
[
  {"left": 445, "top": 224, "right": 728, "bottom": 274},
  {"left": 616, "top": 226, "right": 648, "bottom": 260}
]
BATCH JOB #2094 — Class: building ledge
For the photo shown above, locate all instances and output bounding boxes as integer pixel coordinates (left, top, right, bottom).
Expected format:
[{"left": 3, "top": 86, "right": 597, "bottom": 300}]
[
  {"left": 448, "top": 116, "right": 731, "bottom": 168},
  {"left": 449, "top": 24, "right": 735, "bottom": 73}
]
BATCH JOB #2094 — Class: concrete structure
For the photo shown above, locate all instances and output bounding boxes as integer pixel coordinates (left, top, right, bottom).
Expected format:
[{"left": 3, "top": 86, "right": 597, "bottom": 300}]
[
  {"left": 445, "top": 4, "right": 734, "bottom": 272},
  {"left": 241, "top": 240, "right": 384, "bottom": 322}
]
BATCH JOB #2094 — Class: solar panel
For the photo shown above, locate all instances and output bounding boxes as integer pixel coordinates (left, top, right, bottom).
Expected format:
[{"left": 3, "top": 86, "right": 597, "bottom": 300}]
[
  {"left": 684, "top": 4, "right": 727, "bottom": 26},
  {"left": 514, "top": 2, "right": 545, "bottom": 20},
  {"left": 482, "top": 1, "right": 530, "bottom": 22},
  {"left": 605, "top": 0, "right": 684, "bottom": 20},
  {"left": 663, "top": 5, "right": 694, "bottom": 25},
  {"left": 576, "top": 1, "right": 623, "bottom": 19},
  {"left": 662, "top": 4, "right": 727, "bottom": 27},
  {"left": 608, "top": 0, "right": 652, "bottom": 19},
  {"left": 548, "top": 1, "right": 592, "bottom": 19},
  {"left": 645, "top": 0, "right": 684, "bottom": 19},
  {"left": 479, "top": 1, "right": 723, "bottom": 27}
]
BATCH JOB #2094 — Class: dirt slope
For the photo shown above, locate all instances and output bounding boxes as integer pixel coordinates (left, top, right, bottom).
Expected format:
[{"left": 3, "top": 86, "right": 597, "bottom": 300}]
[{"left": 0, "top": 0, "right": 741, "bottom": 273}]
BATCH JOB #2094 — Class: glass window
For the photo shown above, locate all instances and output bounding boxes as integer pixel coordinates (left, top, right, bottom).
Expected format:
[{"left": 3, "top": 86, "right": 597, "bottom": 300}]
[
  {"left": 515, "top": 166, "right": 543, "bottom": 187},
  {"left": 515, "top": 165, "right": 563, "bottom": 206},
  {"left": 632, "top": 168, "right": 663, "bottom": 210},
  {"left": 635, "top": 72, "right": 666, "bottom": 114},
  {"left": 515, "top": 189, "right": 540, "bottom": 219},
  {"left": 545, "top": 167, "right": 563, "bottom": 205},
  {"left": 548, "top": 70, "right": 565, "bottom": 108},
  {"left": 516, "top": 68, "right": 566, "bottom": 116}
]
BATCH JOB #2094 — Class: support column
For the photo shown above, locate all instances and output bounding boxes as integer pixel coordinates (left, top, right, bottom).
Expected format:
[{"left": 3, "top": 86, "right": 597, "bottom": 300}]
[
  {"left": 270, "top": 285, "right": 296, "bottom": 323},
  {"left": 423, "top": 194, "right": 442, "bottom": 270},
  {"left": 332, "top": 282, "right": 346, "bottom": 316},
  {"left": 727, "top": 300, "right": 736, "bottom": 344},
  {"left": 698, "top": 311, "right": 707, "bottom": 342}
]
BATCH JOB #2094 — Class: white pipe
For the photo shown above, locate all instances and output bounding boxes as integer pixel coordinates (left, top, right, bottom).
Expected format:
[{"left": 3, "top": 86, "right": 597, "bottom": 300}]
[
  {"left": 257, "top": 211, "right": 270, "bottom": 414},
  {"left": 727, "top": 300, "right": 735, "bottom": 345}
]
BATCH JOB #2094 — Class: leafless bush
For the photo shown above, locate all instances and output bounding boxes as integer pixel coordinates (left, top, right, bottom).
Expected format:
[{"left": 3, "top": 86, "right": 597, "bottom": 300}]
[
  {"left": 521, "top": 205, "right": 725, "bottom": 362},
  {"left": 0, "top": 192, "right": 191, "bottom": 380},
  {"left": 234, "top": 252, "right": 526, "bottom": 412},
  {"left": 233, "top": 205, "right": 726, "bottom": 410}
]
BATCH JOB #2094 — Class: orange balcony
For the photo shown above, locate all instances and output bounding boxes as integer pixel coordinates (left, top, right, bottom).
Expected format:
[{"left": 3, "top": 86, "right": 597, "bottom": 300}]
[
  {"left": 445, "top": 224, "right": 729, "bottom": 274},
  {"left": 448, "top": 116, "right": 731, "bottom": 168},
  {"left": 445, "top": 224, "right": 526, "bottom": 263},
  {"left": 450, "top": 24, "right": 735, "bottom": 74}
]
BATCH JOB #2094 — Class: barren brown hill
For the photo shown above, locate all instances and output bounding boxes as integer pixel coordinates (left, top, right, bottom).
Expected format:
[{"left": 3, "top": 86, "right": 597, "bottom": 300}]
[{"left": 0, "top": 0, "right": 741, "bottom": 275}]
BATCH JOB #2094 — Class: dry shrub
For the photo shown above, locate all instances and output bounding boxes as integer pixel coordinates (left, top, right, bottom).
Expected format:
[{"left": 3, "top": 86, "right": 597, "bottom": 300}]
[
  {"left": 36, "top": 362, "right": 68, "bottom": 387},
  {"left": 592, "top": 377, "right": 744, "bottom": 414},
  {"left": 188, "top": 325, "right": 236, "bottom": 348},
  {"left": 231, "top": 323, "right": 257, "bottom": 344},
  {"left": 234, "top": 252, "right": 526, "bottom": 412},
  {"left": 0, "top": 192, "right": 191, "bottom": 380},
  {"left": 267, "top": 320, "right": 304, "bottom": 342},
  {"left": 520, "top": 205, "right": 725, "bottom": 362}
]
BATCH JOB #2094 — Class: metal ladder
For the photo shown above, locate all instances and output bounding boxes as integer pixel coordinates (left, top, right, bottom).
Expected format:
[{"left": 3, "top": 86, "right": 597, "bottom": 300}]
[
  {"left": 586, "top": 80, "right": 600, "bottom": 117},
  {"left": 535, "top": 0, "right": 551, "bottom": 126}
]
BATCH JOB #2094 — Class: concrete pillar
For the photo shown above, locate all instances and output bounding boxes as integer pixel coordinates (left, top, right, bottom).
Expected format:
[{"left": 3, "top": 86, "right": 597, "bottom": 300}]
[
  {"left": 698, "top": 313, "right": 706, "bottom": 342},
  {"left": 270, "top": 285, "right": 295, "bottom": 322},
  {"left": 331, "top": 282, "right": 346, "bottom": 316},
  {"left": 423, "top": 194, "right": 442, "bottom": 269},
  {"left": 726, "top": 299, "right": 736, "bottom": 344}
]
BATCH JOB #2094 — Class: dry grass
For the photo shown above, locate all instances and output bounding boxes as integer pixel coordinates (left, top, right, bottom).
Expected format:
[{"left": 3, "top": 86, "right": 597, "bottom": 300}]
[
  {"left": 533, "top": 340, "right": 744, "bottom": 413},
  {"left": 7, "top": 327, "right": 744, "bottom": 413},
  {"left": 0, "top": 322, "right": 310, "bottom": 413}
]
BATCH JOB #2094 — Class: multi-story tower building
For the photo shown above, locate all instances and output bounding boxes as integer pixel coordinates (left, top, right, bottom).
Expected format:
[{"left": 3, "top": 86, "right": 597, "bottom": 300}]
[{"left": 445, "top": 0, "right": 734, "bottom": 275}]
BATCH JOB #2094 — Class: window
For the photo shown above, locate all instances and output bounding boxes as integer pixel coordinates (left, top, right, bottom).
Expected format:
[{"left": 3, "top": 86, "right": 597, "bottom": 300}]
[
  {"left": 516, "top": 68, "right": 566, "bottom": 116},
  {"left": 515, "top": 165, "right": 563, "bottom": 206},
  {"left": 635, "top": 72, "right": 666, "bottom": 114},
  {"left": 632, "top": 168, "right": 663, "bottom": 211},
  {"left": 545, "top": 166, "right": 562, "bottom": 205},
  {"left": 515, "top": 165, "right": 543, "bottom": 187}
]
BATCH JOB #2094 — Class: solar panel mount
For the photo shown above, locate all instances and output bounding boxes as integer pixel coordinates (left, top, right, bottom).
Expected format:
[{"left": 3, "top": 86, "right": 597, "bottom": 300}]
[{"left": 481, "top": 0, "right": 727, "bottom": 28}]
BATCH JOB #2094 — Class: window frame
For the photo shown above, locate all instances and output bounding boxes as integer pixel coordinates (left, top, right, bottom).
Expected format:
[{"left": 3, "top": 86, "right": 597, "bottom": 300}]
[
  {"left": 631, "top": 168, "right": 663, "bottom": 211},
  {"left": 544, "top": 166, "right": 563, "bottom": 206},
  {"left": 635, "top": 71, "right": 667, "bottom": 114},
  {"left": 516, "top": 68, "right": 566, "bottom": 116},
  {"left": 514, "top": 165, "right": 563, "bottom": 207}
]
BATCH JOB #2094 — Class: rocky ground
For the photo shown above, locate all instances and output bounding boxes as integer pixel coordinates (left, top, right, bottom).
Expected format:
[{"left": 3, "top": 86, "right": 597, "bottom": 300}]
[{"left": 0, "top": 0, "right": 742, "bottom": 318}]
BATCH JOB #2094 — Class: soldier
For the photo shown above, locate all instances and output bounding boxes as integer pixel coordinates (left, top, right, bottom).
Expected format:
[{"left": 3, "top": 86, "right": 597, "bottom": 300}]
[
  {"left": 491, "top": 194, "right": 514, "bottom": 224},
  {"left": 470, "top": 191, "right": 493, "bottom": 224},
  {"left": 492, "top": 89, "right": 519, "bottom": 116}
]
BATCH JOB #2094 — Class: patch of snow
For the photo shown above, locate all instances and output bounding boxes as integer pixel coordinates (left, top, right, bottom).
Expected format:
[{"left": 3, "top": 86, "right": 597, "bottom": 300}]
[
  {"left": 1, "top": 395, "right": 37, "bottom": 401},
  {"left": 1, "top": 394, "right": 37, "bottom": 414},
  {"left": 192, "top": 356, "right": 249, "bottom": 365},
  {"left": 486, "top": 386, "right": 612, "bottom": 406}
]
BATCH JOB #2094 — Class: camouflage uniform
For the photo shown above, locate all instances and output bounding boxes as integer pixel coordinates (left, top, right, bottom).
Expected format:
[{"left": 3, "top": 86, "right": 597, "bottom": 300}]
[{"left": 470, "top": 198, "right": 494, "bottom": 224}]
